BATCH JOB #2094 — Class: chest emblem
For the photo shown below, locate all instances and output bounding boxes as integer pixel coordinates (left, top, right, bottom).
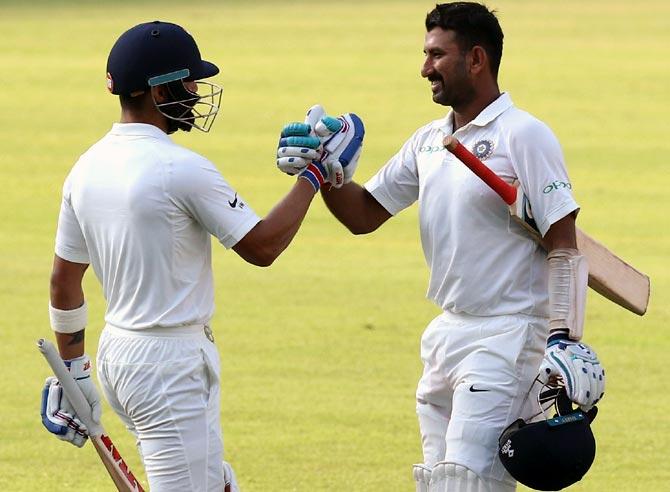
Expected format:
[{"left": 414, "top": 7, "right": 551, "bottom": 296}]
[{"left": 472, "top": 139, "right": 495, "bottom": 160}]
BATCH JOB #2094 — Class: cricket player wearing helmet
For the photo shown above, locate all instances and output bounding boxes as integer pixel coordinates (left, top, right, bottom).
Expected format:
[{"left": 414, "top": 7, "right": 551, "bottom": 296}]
[
  {"left": 278, "top": 3, "right": 605, "bottom": 491},
  {"left": 42, "top": 20, "right": 363, "bottom": 491}
]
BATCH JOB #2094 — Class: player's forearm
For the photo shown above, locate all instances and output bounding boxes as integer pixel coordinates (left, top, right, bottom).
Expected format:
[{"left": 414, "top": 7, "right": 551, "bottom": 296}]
[
  {"left": 50, "top": 255, "right": 89, "bottom": 358},
  {"left": 234, "top": 179, "right": 316, "bottom": 266},
  {"left": 543, "top": 214, "right": 587, "bottom": 340},
  {"left": 543, "top": 214, "right": 577, "bottom": 251},
  {"left": 55, "top": 330, "right": 86, "bottom": 360},
  {"left": 321, "top": 182, "right": 391, "bottom": 234}
]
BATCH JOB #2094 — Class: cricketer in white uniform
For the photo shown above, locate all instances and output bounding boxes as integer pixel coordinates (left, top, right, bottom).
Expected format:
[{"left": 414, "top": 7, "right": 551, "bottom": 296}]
[
  {"left": 367, "top": 93, "right": 572, "bottom": 490},
  {"left": 42, "top": 21, "right": 365, "bottom": 492},
  {"left": 305, "top": 3, "right": 605, "bottom": 491}
]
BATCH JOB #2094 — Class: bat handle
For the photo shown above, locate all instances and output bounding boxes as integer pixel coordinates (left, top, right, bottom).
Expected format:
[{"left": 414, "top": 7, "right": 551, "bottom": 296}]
[{"left": 443, "top": 136, "right": 517, "bottom": 206}]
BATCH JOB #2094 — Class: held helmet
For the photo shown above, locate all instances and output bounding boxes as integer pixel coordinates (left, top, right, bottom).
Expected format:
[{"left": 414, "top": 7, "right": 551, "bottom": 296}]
[
  {"left": 498, "top": 386, "right": 597, "bottom": 491},
  {"left": 106, "top": 21, "right": 222, "bottom": 132}
]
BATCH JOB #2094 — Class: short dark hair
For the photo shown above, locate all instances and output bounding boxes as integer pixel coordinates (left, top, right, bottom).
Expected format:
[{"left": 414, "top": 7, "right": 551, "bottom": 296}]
[
  {"left": 119, "top": 92, "right": 149, "bottom": 111},
  {"left": 425, "top": 2, "right": 504, "bottom": 76}
]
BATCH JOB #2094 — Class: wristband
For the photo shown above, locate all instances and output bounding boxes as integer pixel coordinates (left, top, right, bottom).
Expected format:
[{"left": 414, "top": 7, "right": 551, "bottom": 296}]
[
  {"left": 49, "top": 302, "right": 87, "bottom": 334},
  {"left": 299, "top": 162, "right": 327, "bottom": 192}
]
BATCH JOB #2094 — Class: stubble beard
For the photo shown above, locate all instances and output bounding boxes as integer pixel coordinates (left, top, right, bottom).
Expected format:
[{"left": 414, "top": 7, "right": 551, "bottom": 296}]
[{"left": 430, "top": 59, "right": 475, "bottom": 109}]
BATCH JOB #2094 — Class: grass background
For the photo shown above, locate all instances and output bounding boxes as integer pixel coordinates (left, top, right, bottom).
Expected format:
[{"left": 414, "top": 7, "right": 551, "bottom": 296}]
[{"left": 0, "top": 0, "right": 668, "bottom": 490}]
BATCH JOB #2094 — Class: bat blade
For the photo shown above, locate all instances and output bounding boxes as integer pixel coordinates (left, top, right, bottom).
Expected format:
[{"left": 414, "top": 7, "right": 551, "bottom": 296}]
[
  {"left": 576, "top": 230, "right": 650, "bottom": 315},
  {"left": 443, "top": 136, "right": 650, "bottom": 315},
  {"left": 37, "top": 338, "right": 145, "bottom": 492}
]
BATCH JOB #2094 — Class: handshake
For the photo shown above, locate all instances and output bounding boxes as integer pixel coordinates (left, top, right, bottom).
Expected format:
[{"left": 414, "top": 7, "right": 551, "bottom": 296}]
[{"left": 276, "top": 104, "right": 365, "bottom": 192}]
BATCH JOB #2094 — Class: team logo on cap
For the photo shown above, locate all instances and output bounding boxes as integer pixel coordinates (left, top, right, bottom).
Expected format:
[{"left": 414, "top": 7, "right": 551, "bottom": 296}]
[
  {"left": 106, "top": 72, "right": 114, "bottom": 93},
  {"left": 472, "top": 139, "right": 494, "bottom": 160}
]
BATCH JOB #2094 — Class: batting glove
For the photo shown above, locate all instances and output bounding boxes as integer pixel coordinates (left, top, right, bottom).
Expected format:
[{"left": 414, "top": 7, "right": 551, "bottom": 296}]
[
  {"left": 40, "top": 354, "right": 102, "bottom": 447},
  {"left": 41, "top": 377, "right": 89, "bottom": 447},
  {"left": 275, "top": 121, "right": 333, "bottom": 192},
  {"left": 277, "top": 105, "right": 365, "bottom": 189},
  {"left": 539, "top": 333, "right": 605, "bottom": 412},
  {"left": 316, "top": 111, "right": 365, "bottom": 188},
  {"left": 276, "top": 123, "right": 322, "bottom": 176}
]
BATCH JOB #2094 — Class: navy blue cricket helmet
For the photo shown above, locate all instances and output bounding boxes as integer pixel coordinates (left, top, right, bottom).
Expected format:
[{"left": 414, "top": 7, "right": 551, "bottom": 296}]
[
  {"left": 498, "top": 388, "right": 598, "bottom": 491},
  {"left": 106, "top": 21, "right": 219, "bottom": 96}
]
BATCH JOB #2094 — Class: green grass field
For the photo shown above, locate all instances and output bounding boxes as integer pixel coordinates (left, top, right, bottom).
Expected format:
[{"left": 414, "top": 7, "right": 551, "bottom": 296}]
[{"left": 1, "top": 0, "right": 668, "bottom": 490}]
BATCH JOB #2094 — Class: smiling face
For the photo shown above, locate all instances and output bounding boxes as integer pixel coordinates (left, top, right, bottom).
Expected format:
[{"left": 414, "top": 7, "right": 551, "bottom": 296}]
[{"left": 421, "top": 28, "right": 476, "bottom": 109}]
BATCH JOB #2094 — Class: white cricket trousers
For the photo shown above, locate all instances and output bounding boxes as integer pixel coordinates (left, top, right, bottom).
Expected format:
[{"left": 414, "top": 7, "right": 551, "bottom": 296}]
[
  {"left": 416, "top": 311, "right": 548, "bottom": 485},
  {"left": 97, "top": 323, "right": 225, "bottom": 492}
]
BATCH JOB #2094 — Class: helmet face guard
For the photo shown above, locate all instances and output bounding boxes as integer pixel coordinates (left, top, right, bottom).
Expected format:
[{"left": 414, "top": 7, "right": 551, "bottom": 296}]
[
  {"left": 149, "top": 70, "right": 222, "bottom": 133},
  {"left": 498, "top": 381, "right": 598, "bottom": 491}
]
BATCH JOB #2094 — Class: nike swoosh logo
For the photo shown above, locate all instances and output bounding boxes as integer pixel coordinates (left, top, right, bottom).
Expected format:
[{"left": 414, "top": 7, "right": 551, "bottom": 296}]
[
  {"left": 469, "top": 385, "right": 489, "bottom": 393},
  {"left": 228, "top": 194, "right": 238, "bottom": 208}
]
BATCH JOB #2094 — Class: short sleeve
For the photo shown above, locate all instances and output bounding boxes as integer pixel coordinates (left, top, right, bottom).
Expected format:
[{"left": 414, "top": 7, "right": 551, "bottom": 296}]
[
  {"left": 168, "top": 156, "right": 261, "bottom": 249},
  {"left": 364, "top": 135, "right": 420, "bottom": 215},
  {"left": 508, "top": 120, "right": 579, "bottom": 236},
  {"left": 55, "top": 175, "right": 90, "bottom": 263}
]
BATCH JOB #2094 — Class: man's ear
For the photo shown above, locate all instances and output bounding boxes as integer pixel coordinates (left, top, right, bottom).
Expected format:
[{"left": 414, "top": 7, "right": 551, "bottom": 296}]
[
  {"left": 151, "top": 84, "right": 169, "bottom": 103},
  {"left": 468, "top": 45, "right": 489, "bottom": 76}
]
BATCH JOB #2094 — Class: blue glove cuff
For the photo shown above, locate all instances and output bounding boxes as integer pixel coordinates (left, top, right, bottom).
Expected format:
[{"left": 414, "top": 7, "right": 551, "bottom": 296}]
[
  {"left": 299, "top": 162, "right": 327, "bottom": 192},
  {"left": 547, "top": 331, "right": 571, "bottom": 347}
]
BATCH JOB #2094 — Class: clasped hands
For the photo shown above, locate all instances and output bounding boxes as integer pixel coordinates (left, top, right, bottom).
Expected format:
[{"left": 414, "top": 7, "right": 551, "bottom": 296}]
[{"left": 276, "top": 104, "right": 365, "bottom": 191}]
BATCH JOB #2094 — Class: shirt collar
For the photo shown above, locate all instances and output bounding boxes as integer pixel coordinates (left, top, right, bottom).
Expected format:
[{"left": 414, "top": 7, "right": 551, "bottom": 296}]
[
  {"left": 109, "top": 123, "right": 171, "bottom": 141},
  {"left": 439, "top": 92, "right": 514, "bottom": 133}
]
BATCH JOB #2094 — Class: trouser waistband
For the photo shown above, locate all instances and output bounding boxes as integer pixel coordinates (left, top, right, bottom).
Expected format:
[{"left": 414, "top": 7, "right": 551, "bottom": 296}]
[{"left": 104, "top": 323, "right": 210, "bottom": 338}]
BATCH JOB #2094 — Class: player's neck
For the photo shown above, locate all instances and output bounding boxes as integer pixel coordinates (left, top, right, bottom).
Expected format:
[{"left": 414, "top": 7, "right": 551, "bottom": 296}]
[
  {"left": 120, "top": 108, "right": 170, "bottom": 134},
  {"left": 452, "top": 86, "right": 501, "bottom": 131}
]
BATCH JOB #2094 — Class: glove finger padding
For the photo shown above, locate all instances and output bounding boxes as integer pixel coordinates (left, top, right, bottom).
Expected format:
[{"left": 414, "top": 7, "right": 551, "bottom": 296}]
[
  {"left": 304, "top": 104, "right": 326, "bottom": 134},
  {"left": 41, "top": 377, "right": 88, "bottom": 447},
  {"left": 281, "top": 122, "right": 312, "bottom": 137},
  {"left": 277, "top": 156, "right": 310, "bottom": 175},
  {"left": 276, "top": 131, "right": 322, "bottom": 176},
  {"left": 314, "top": 115, "right": 344, "bottom": 138}
]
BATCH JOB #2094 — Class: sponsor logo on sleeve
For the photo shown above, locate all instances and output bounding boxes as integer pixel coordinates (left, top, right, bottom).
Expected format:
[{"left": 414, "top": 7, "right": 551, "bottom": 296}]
[{"left": 543, "top": 181, "right": 572, "bottom": 194}]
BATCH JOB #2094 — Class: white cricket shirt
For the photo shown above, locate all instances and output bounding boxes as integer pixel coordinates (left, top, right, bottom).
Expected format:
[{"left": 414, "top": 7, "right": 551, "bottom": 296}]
[
  {"left": 365, "top": 93, "right": 578, "bottom": 317},
  {"left": 55, "top": 123, "right": 261, "bottom": 329}
]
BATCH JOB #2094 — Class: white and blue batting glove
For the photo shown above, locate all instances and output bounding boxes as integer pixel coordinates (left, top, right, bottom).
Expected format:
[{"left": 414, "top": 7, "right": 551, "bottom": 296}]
[
  {"left": 275, "top": 122, "right": 330, "bottom": 191},
  {"left": 41, "top": 376, "right": 89, "bottom": 447},
  {"left": 539, "top": 333, "right": 605, "bottom": 412},
  {"left": 40, "top": 354, "right": 102, "bottom": 447},
  {"left": 276, "top": 122, "right": 322, "bottom": 176},
  {"left": 277, "top": 105, "right": 365, "bottom": 188},
  {"left": 316, "top": 111, "right": 365, "bottom": 188}
]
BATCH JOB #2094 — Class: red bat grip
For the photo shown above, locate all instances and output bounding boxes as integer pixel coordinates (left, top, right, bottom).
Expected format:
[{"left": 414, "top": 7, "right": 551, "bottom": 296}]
[{"left": 443, "top": 136, "right": 517, "bottom": 205}]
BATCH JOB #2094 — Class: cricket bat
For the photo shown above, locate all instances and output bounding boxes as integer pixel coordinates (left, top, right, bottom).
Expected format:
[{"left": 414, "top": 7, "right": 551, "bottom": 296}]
[
  {"left": 37, "top": 338, "right": 145, "bottom": 492},
  {"left": 443, "top": 136, "right": 650, "bottom": 315}
]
